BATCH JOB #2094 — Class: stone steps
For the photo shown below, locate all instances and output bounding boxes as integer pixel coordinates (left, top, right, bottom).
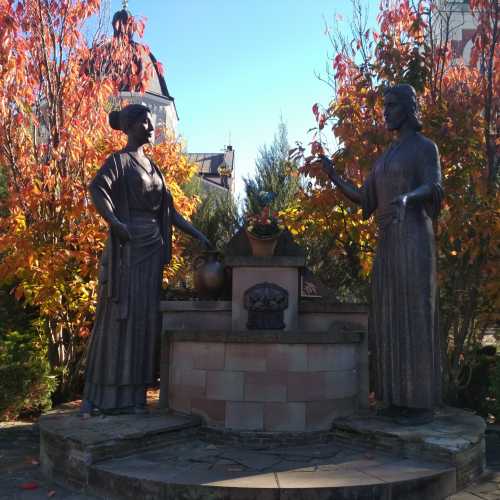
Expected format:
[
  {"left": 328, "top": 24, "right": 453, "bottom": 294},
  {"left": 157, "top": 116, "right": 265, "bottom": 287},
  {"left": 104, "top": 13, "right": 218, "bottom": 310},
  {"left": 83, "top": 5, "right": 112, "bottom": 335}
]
[
  {"left": 39, "top": 408, "right": 487, "bottom": 499},
  {"left": 331, "top": 407, "right": 486, "bottom": 490},
  {"left": 86, "top": 439, "right": 456, "bottom": 500},
  {"left": 39, "top": 409, "right": 201, "bottom": 490}
]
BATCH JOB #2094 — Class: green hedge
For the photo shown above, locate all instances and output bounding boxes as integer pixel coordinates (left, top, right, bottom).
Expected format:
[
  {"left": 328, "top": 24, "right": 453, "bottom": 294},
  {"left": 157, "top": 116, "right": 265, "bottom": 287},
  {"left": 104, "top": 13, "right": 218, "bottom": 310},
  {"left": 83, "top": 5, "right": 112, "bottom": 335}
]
[{"left": 0, "top": 287, "right": 56, "bottom": 421}]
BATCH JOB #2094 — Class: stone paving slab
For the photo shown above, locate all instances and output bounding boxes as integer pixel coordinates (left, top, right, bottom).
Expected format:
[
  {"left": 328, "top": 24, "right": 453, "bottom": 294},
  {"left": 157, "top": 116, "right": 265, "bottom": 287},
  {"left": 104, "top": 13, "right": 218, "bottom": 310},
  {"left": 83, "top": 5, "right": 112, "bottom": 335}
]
[
  {"left": 333, "top": 406, "right": 486, "bottom": 490},
  {"left": 39, "top": 408, "right": 200, "bottom": 446},
  {"left": 39, "top": 408, "right": 202, "bottom": 487},
  {"left": 334, "top": 407, "right": 485, "bottom": 457},
  {"left": 92, "top": 439, "right": 455, "bottom": 493}
]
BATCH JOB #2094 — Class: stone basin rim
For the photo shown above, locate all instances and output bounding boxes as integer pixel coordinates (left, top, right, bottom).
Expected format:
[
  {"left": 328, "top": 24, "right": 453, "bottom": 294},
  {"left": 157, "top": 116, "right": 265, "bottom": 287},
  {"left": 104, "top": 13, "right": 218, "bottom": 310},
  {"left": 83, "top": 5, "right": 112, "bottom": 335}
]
[{"left": 164, "top": 329, "right": 364, "bottom": 343}]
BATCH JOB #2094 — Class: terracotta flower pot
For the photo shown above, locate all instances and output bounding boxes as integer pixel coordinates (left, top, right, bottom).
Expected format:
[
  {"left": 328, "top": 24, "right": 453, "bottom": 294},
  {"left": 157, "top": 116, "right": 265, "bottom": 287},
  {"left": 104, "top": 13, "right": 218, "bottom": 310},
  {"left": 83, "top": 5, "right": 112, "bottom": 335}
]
[{"left": 245, "top": 229, "right": 281, "bottom": 257}]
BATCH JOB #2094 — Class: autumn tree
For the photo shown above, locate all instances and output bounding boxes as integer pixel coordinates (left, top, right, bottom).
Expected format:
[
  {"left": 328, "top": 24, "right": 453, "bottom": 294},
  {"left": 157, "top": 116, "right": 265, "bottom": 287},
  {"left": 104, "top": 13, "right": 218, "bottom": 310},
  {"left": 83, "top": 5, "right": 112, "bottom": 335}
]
[
  {"left": 289, "top": 0, "right": 499, "bottom": 400},
  {"left": 0, "top": 0, "right": 198, "bottom": 399}
]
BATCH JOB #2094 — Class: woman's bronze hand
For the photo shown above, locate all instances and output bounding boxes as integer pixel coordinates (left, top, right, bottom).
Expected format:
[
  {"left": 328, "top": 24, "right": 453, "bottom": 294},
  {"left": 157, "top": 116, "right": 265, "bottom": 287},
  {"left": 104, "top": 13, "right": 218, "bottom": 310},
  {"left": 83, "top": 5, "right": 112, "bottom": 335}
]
[{"left": 111, "top": 221, "right": 131, "bottom": 242}]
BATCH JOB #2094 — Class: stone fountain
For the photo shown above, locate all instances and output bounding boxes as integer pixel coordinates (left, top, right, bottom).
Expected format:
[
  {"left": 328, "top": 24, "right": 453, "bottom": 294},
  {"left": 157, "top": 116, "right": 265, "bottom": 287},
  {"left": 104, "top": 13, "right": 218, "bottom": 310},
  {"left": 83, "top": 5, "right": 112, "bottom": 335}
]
[
  {"left": 38, "top": 230, "right": 486, "bottom": 499},
  {"left": 160, "top": 251, "right": 369, "bottom": 433}
]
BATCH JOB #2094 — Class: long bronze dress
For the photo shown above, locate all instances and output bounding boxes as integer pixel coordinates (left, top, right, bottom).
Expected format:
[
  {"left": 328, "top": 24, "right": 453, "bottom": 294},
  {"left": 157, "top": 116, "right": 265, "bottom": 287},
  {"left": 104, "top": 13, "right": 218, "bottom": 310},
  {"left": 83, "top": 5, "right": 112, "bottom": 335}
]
[
  {"left": 361, "top": 132, "right": 443, "bottom": 410},
  {"left": 83, "top": 152, "right": 173, "bottom": 410}
]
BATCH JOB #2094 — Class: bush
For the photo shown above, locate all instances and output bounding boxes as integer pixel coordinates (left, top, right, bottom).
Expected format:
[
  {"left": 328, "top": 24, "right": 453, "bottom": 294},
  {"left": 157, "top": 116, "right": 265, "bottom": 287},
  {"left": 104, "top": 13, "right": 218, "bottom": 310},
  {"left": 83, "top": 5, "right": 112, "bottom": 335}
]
[
  {"left": 0, "top": 287, "right": 56, "bottom": 421},
  {"left": 457, "top": 346, "right": 497, "bottom": 417},
  {"left": 488, "top": 354, "right": 500, "bottom": 422}
]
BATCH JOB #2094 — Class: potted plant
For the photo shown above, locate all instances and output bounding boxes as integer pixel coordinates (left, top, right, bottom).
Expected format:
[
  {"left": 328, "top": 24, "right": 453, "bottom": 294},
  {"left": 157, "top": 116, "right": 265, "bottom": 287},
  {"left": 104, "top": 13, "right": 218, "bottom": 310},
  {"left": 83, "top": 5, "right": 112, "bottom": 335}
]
[
  {"left": 245, "top": 194, "right": 285, "bottom": 256},
  {"left": 217, "top": 163, "right": 231, "bottom": 177}
]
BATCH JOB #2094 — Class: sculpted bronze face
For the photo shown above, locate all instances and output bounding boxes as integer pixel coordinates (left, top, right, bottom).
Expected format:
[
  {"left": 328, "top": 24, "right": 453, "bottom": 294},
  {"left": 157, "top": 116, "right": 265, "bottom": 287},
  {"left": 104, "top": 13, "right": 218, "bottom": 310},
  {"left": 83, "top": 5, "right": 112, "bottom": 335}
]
[
  {"left": 383, "top": 93, "right": 408, "bottom": 132},
  {"left": 127, "top": 111, "right": 154, "bottom": 146}
]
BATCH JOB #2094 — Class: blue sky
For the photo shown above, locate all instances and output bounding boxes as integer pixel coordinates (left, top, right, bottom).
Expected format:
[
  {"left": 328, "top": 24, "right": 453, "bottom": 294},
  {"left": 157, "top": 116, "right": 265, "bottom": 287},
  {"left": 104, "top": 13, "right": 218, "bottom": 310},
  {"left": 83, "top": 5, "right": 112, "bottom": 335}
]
[{"left": 108, "top": 0, "right": 377, "bottom": 197}]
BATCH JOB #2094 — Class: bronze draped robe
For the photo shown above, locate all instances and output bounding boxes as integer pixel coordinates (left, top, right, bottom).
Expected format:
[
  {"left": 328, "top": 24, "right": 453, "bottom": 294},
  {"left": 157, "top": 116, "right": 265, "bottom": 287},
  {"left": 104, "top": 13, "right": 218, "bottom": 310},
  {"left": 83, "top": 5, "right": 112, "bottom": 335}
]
[
  {"left": 83, "top": 152, "right": 174, "bottom": 410},
  {"left": 361, "top": 132, "right": 443, "bottom": 410}
]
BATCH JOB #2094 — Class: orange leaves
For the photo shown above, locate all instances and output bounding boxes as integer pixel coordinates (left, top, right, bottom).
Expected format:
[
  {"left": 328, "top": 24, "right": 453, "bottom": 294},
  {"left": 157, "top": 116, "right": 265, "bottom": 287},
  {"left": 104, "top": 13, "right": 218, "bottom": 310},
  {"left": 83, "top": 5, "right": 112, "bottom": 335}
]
[{"left": 0, "top": 0, "right": 199, "bottom": 380}]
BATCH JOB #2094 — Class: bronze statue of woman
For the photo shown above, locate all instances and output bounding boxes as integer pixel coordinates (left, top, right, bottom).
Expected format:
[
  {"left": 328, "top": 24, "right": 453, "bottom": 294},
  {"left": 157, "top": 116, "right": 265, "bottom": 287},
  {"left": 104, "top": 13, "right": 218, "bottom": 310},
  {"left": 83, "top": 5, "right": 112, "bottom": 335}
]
[
  {"left": 321, "top": 84, "right": 443, "bottom": 424},
  {"left": 80, "top": 104, "right": 211, "bottom": 416}
]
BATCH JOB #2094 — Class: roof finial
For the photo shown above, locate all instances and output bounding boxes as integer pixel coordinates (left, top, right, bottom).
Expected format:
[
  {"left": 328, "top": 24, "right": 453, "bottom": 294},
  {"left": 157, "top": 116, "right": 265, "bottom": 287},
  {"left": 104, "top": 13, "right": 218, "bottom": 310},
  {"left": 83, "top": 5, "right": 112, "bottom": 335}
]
[{"left": 122, "top": 0, "right": 128, "bottom": 10}]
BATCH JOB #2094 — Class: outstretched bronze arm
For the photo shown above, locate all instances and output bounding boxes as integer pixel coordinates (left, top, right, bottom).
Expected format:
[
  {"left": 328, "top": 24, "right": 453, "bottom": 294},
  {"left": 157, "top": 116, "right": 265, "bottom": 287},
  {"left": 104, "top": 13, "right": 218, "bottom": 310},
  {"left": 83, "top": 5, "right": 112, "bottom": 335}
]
[
  {"left": 320, "top": 156, "right": 362, "bottom": 205},
  {"left": 172, "top": 209, "right": 213, "bottom": 249}
]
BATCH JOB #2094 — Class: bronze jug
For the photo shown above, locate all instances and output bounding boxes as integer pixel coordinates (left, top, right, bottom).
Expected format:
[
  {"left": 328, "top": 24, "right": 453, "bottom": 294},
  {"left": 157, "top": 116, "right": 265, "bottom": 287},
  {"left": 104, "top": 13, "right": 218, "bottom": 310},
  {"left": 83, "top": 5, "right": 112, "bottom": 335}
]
[{"left": 193, "top": 251, "right": 226, "bottom": 299}]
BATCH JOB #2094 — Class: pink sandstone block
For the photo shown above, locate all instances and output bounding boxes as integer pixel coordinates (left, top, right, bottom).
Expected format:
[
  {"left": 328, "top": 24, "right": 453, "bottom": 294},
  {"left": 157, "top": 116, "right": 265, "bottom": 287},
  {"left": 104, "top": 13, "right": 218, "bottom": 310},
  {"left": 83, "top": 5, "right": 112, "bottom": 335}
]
[
  {"left": 193, "top": 342, "right": 225, "bottom": 370},
  {"left": 287, "top": 372, "right": 326, "bottom": 402},
  {"left": 298, "top": 312, "right": 367, "bottom": 331},
  {"left": 264, "top": 402, "right": 306, "bottom": 431},
  {"left": 306, "top": 397, "right": 355, "bottom": 431},
  {"left": 206, "top": 371, "right": 244, "bottom": 400},
  {"left": 324, "top": 370, "right": 358, "bottom": 399},
  {"left": 168, "top": 387, "right": 191, "bottom": 413},
  {"left": 307, "top": 344, "right": 357, "bottom": 371},
  {"left": 226, "top": 401, "right": 264, "bottom": 430},
  {"left": 170, "top": 341, "right": 200, "bottom": 369},
  {"left": 266, "top": 344, "right": 307, "bottom": 372},
  {"left": 225, "top": 343, "right": 268, "bottom": 372},
  {"left": 169, "top": 385, "right": 195, "bottom": 410},
  {"left": 170, "top": 367, "right": 207, "bottom": 396},
  {"left": 190, "top": 398, "right": 226, "bottom": 426},
  {"left": 160, "top": 337, "right": 170, "bottom": 365},
  {"left": 244, "top": 372, "right": 287, "bottom": 402}
]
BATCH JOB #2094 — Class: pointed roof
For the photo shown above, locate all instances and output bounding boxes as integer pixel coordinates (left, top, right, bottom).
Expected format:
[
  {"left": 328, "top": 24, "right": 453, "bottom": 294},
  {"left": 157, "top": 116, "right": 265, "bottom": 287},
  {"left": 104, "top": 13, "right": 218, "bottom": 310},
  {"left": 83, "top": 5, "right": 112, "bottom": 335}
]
[
  {"left": 188, "top": 148, "right": 235, "bottom": 175},
  {"left": 111, "top": 5, "right": 174, "bottom": 103}
]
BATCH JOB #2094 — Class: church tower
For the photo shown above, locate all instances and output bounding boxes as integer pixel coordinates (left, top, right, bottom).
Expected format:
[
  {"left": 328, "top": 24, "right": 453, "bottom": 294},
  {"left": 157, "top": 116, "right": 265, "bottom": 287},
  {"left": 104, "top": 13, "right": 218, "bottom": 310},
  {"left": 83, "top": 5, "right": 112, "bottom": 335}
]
[
  {"left": 111, "top": 1, "right": 179, "bottom": 140},
  {"left": 108, "top": 2, "right": 235, "bottom": 193}
]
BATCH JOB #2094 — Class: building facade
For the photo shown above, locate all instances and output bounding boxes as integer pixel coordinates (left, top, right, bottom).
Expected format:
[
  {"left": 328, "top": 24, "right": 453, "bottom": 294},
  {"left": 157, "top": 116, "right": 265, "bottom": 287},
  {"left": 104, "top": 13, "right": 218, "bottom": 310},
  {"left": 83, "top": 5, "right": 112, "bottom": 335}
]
[{"left": 437, "top": 0, "right": 476, "bottom": 63}]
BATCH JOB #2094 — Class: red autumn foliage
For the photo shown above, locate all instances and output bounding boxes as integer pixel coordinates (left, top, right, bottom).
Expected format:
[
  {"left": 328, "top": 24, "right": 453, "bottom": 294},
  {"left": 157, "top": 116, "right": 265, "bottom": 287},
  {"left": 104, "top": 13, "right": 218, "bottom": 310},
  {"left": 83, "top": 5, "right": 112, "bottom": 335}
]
[
  {"left": 0, "top": 0, "right": 198, "bottom": 395},
  {"left": 287, "top": 0, "right": 499, "bottom": 399}
]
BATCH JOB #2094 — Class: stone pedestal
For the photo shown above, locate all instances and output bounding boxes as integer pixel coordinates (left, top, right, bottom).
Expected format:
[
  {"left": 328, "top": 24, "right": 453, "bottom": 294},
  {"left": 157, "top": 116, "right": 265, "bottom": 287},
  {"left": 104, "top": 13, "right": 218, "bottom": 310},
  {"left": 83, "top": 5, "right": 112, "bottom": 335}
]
[
  {"left": 331, "top": 407, "right": 486, "bottom": 489},
  {"left": 39, "top": 410, "right": 200, "bottom": 490},
  {"left": 38, "top": 409, "right": 459, "bottom": 500}
]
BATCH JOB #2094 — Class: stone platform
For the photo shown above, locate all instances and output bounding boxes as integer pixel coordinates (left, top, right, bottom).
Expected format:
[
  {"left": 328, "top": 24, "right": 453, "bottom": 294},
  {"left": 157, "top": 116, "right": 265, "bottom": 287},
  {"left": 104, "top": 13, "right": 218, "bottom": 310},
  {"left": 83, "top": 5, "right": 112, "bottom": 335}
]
[
  {"left": 39, "top": 409, "right": 201, "bottom": 490},
  {"left": 38, "top": 408, "right": 487, "bottom": 500},
  {"left": 89, "top": 438, "right": 455, "bottom": 500},
  {"left": 332, "top": 407, "right": 486, "bottom": 489}
]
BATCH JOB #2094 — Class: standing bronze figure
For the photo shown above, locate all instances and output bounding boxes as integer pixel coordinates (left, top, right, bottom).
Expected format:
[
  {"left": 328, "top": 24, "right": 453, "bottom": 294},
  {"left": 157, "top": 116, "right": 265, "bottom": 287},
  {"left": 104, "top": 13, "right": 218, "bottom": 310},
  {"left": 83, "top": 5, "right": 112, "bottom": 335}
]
[
  {"left": 321, "top": 84, "right": 443, "bottom": 424},
  {"left": 80, "top": 104, "right": 211, "bottom": 415}
]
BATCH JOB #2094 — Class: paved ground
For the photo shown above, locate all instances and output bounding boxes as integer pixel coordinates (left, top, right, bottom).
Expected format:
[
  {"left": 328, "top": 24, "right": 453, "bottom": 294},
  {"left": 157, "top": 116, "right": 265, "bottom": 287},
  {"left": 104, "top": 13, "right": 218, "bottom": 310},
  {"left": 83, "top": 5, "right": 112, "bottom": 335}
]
[
  {"left": 0, "top": 420, "right": 98, "bottom": 500},
  {"left": 94, "top": 438, "right": 453, "bottom": 490},
  {"left": 1, "top": 418, "right": 500, "bottom": 499}
]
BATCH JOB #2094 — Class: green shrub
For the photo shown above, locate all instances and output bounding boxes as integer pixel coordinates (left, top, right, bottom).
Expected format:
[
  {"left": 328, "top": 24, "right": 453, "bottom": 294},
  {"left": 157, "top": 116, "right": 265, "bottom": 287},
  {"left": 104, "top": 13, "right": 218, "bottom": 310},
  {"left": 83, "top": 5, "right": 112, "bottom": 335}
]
[
  {"left": 457, "top": 347, "right": 496, "bottom": 417},
  {"left": 488, "top": 354, "right": 500, "bottom": 422},
  {"left": 0, "top": 287, "right": 56, "bottom": 420}
]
